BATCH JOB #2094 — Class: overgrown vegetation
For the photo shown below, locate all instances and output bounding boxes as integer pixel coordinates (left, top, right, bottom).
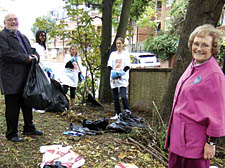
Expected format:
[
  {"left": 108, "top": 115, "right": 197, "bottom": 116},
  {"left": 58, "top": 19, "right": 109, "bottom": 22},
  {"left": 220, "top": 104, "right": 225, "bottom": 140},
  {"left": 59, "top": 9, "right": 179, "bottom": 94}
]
[{"left": 143, "top": 33, "right": 178, "bottom": 61}]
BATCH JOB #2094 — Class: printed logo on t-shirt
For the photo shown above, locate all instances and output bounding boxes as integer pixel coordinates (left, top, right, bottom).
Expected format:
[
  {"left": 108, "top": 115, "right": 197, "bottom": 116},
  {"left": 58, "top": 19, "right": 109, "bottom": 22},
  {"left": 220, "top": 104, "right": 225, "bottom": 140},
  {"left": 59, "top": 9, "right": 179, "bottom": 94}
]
[{"left": 115, "top": 59, "right": 122, "bottom": 69}]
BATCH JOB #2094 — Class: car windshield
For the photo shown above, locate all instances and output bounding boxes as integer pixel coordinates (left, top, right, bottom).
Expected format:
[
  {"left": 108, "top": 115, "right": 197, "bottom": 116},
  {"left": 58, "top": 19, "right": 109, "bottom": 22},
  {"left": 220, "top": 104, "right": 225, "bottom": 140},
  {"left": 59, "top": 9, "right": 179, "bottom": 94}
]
[{"left": 130, "top": 52, "right": 160, "bottom": 68}]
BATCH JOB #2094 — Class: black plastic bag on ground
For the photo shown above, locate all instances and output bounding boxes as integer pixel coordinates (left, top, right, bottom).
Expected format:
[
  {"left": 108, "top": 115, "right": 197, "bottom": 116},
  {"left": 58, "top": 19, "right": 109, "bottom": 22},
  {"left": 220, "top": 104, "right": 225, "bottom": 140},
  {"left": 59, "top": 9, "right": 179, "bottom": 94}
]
[
  {"left": 23, "top": 59, "right": 52, "bottom": 110},
  {"left": 82, "top": 117, "right": 109, "bottom": 131},
  {"left": 70, "top": 123, "right": 98, "bottom": 135},
  {"left": 108, "top": 110, "right": 146, "bottom": 133},
  {"left": 45, "top": 79, "right": 69, "bottom": 112},
  {"left": 118, "top": 111, "right": 146, "bottom": 128},
  {"left": 107, "top": 121, "right": 132, "bottom": 133}
]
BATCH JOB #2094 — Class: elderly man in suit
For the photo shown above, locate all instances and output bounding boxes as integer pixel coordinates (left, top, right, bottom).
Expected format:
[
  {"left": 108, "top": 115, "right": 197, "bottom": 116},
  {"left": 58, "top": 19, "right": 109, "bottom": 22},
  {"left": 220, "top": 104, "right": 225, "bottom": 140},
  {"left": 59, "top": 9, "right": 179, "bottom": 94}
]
[{"left": 0, "top": 13, "right": 42, "bottom": 142}]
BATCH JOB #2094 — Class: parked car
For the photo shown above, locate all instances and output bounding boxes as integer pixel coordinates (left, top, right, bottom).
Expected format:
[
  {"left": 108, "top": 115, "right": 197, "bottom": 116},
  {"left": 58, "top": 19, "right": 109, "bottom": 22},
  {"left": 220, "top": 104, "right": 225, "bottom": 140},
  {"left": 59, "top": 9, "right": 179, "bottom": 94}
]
[{"left": 130, "top": 52, "right": 160, "bottom": 68}]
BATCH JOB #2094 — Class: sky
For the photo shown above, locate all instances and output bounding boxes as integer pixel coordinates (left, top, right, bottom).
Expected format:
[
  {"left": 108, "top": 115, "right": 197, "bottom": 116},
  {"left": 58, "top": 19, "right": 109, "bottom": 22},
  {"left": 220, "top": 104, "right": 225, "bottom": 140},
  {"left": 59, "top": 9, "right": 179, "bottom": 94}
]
[{"left": 0, "top": 0, "right": 65, "bottom": 39}]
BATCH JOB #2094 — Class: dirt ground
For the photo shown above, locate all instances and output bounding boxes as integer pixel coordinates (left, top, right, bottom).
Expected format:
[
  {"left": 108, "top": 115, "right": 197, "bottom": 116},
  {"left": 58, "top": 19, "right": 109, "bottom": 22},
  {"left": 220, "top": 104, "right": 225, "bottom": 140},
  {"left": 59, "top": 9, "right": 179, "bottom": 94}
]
[{"left": 0, "top": 95, "right": 224, "bottom": 168}]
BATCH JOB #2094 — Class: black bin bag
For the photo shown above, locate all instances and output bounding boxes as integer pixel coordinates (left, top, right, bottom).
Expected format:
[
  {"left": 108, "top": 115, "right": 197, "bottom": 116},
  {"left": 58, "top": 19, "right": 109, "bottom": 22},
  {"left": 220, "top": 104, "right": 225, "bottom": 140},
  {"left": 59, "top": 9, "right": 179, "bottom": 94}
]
[
  {"left": 45, "top": 78, "right": 70, "bottom": 112},
  {"left": 23, "top": 60, "right": 69, "bottom": 112},
  {"left": 23, "top": 59, "right": 52, "bottom": 110}
]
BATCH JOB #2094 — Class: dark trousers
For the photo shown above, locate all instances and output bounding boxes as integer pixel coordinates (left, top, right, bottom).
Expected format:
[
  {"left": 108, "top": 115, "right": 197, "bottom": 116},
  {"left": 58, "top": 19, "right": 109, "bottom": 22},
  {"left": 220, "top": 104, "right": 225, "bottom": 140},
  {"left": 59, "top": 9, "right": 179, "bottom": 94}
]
[
  {"left": 112, "top": 87, "right": 129, "bottom": 115},
  {"left": 5, "top": 94, "right": 35, "bottom": 139},
  {"left": 168, "top": 152, "right": 210, "bottom": 168},
  {"left": 63, "top": 85, "right": 76, "bottom": 99}
]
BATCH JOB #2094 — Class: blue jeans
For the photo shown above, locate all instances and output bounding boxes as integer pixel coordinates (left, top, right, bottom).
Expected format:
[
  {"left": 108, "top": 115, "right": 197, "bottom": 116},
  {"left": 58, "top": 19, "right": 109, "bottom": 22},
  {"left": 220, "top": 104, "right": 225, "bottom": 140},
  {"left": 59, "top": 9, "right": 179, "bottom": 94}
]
[{"left": 112, "top": 87, "right": 129, "bottom": 115}]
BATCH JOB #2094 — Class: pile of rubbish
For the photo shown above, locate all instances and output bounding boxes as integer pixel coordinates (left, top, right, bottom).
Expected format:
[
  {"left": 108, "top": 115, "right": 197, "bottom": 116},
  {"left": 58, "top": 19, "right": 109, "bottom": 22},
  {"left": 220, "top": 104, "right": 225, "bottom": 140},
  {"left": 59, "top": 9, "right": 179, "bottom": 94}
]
[
  {"left": 40, "top": 145, "right": 85, "bottom": 168},
  {"left": 67, "top": 110, "right": 146, "bottom": 136}
]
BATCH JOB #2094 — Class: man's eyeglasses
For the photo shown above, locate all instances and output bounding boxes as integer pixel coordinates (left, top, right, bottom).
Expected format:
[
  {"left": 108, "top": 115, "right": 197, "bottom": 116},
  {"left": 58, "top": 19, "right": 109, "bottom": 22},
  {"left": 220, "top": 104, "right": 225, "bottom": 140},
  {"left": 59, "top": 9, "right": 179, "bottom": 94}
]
[{"left": 5, "top": 18, "right": 18, "bottom": 22}]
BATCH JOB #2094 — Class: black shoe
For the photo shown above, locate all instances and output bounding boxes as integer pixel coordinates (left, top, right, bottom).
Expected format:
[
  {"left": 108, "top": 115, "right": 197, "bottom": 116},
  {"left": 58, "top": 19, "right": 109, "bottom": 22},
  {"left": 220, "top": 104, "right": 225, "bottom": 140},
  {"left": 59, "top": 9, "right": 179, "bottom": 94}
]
[
  {"left": 9, "top": 136, "right": 24, "bottom": 142},
  {"left": 23, "top": 130, "right": 43, "bottom": 136}
]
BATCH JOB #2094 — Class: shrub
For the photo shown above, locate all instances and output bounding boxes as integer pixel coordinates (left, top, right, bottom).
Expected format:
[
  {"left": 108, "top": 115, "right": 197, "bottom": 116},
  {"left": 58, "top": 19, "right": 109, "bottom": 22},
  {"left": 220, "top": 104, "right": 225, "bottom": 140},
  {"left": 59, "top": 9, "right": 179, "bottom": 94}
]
[{"left": 144, "top": 33, "right": 178, "bottom": 61}]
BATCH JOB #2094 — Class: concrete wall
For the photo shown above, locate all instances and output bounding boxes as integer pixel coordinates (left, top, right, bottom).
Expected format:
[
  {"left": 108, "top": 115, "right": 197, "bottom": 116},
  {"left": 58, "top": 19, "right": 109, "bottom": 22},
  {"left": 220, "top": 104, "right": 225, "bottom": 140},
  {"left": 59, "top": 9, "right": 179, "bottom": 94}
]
[{"left": 129, "top": 68, "right": 171, "bottom": 112}]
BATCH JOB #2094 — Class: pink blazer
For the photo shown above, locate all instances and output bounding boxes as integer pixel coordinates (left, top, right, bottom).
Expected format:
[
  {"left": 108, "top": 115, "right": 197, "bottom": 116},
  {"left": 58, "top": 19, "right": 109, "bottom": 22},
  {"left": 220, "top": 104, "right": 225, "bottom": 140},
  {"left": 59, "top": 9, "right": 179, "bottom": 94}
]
[{"left": 164, "top": 57, "right": 225, "bottom": 158}]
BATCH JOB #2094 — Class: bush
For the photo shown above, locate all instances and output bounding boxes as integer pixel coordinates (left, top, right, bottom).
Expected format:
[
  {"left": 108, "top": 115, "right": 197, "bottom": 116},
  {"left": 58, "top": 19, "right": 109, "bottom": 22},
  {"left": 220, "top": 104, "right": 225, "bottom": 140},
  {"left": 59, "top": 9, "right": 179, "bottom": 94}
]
[
  {"left": 144, "top": 33, "right": 178, "bottom": 61},
  {"left": 218, "top": 40, "right": 225, "bottom": 60}
]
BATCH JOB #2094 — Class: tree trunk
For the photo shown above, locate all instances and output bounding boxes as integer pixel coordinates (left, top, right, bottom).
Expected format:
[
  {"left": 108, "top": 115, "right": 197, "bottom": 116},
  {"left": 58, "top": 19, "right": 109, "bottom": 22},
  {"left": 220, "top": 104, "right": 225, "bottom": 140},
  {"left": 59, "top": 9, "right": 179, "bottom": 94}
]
[
  {"left": 99, "top": 0, "right": 114, "bottom": 103},
  {"left": 99, "top": 0, "right": 133, "bottom": 103},
  {"left": 160, "top": 0, "right": 225, "bottom": 122}
]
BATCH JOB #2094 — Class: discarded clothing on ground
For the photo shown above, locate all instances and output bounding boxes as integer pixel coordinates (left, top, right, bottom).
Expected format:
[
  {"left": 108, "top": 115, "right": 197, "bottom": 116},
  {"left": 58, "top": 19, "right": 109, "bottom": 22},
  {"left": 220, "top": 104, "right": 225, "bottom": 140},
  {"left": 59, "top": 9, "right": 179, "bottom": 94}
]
[
  {"left": 108, "top": 111, "right": 146, "bottom": 133},
  {"left": 40, "top": 145, "right": 85, "bottom": 168}
]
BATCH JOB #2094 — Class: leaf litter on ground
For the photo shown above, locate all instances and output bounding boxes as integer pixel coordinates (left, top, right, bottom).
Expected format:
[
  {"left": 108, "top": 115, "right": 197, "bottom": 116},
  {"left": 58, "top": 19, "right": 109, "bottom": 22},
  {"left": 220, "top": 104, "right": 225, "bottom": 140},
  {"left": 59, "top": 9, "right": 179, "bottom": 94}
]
[{"left": 0, "top": 95, "right": 224, "bottom": 168}]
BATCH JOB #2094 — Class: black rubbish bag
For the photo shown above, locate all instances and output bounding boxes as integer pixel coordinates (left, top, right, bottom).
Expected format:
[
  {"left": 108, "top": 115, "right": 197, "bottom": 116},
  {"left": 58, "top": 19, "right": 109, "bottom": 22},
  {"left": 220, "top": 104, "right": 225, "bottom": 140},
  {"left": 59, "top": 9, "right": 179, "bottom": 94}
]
[
  {"left": 45, "top": 79, "right": 69, "bottom": 112},
  {"left": 70, "top": 123, "right": 100, "bottom": 135},
  {"left": 23, "top": 60, "right": 69, "bottom": 112},
  {"left": 108, "top": 110, "right": 146, "bottom": 133},
  {"left": 82, "top": 117, "right": 109, "bottom": 131},
  {"left": 107, "top": 121, "right": 132, "bottom": 133},
  {"left": 23, "top": 59, "right": 52, "bottom": 110},
  {"left": 117, "top": 111, "right": 146, "bottom": 128}
]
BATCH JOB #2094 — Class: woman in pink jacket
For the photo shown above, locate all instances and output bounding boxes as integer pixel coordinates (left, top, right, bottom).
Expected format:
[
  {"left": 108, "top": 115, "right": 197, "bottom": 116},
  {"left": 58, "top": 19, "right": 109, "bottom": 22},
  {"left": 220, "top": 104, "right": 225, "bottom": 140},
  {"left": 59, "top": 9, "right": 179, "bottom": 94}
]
[{"left": 165, "top": 24, "right": 225, "bottom": 168}]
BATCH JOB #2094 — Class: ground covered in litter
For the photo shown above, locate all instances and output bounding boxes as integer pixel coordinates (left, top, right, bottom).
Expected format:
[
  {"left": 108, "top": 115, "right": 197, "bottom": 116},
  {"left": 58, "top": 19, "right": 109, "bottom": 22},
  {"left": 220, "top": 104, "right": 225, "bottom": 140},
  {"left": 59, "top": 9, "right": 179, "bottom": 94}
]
[{"left": 0, "top": 95, "right": 224, "bottom": 168}]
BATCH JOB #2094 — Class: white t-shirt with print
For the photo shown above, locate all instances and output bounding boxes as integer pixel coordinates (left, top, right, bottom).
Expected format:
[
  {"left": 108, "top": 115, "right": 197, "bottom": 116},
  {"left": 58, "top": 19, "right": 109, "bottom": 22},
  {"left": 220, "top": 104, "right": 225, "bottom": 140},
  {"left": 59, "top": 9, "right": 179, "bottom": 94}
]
[{"left": 107, "top": 50, "right": 131, "bottom": 88}]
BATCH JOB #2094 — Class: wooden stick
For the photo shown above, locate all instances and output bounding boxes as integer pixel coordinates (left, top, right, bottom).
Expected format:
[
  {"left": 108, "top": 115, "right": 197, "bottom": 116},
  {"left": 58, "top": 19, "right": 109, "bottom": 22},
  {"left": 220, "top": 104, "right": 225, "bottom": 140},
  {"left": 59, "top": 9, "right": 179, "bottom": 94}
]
[
  {"left": 128, "top": 137, "right": 168, "bottom": 166},
  {"left": 152, "top": 101, "right": 165, "bottom": 128}
]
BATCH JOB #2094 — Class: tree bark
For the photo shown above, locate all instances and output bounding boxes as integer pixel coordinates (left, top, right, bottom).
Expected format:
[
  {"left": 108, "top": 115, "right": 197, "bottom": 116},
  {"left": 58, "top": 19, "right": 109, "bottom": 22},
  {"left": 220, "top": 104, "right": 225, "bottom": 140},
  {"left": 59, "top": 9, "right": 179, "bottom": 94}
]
[
  {"left": 99, "top": 0, "right": 133, "bottom": 103},
  {"left": 98, "top": 0, "right": 114, "bottom": 103},
  {"left": 160, "top": 0, "right": 225, "bottom": 122}
]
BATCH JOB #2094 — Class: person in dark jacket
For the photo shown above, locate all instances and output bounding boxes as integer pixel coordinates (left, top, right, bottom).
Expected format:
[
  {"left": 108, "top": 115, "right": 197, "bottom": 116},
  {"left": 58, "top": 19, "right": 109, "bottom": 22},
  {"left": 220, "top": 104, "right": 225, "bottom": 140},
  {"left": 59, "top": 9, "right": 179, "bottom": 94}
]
[{"left": 0, "top": 13, "right": 43, "bottom": 142}]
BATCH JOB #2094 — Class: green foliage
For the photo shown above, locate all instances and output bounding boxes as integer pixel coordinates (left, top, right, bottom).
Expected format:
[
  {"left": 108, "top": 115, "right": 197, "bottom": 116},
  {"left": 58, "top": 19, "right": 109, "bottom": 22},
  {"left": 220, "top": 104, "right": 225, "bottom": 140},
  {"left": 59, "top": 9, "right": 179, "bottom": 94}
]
[
  {"left": 218, "top": 39, "right": 225, "bottom": 65},
  {"left": 167, "top": 0, "right": 188, "bottom": 35},
  {"left": 130, "top": 0, "right": 150, "bottom": 21},
  {"left": 64, "top": 1, "right": 101, "bottom": 99},
  {"left": 137, "top": 3, "right": 156, "bottom": 28},
  {"left": 158, "top": 126, "right": 168, "bottom": 149},
  {"left": 144, "top": 33, "right": 178, "bottom": 61},
  {"left": 31, "top": 15, "right": 57, "bottom": 38}
]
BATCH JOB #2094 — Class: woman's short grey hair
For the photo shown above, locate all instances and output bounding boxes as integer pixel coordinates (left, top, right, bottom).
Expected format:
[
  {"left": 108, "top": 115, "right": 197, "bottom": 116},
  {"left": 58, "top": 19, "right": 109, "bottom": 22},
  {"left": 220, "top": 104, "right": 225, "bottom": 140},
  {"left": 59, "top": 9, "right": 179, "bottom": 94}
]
[{"left": 188, "top": 24, "right": 223, "bottom": 56}]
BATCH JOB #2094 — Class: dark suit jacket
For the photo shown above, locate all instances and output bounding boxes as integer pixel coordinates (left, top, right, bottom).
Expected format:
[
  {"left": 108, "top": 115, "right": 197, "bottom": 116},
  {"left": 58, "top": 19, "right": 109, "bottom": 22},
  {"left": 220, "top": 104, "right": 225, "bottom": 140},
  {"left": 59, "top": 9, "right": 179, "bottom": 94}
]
[{"left": 0, "top": 28, "right": 39, "bottom": 94}]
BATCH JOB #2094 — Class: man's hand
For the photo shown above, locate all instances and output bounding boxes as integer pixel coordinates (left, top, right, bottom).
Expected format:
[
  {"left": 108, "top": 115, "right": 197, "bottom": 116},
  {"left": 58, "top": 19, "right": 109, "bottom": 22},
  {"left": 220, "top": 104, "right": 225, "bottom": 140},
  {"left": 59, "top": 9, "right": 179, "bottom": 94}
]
[
  {"left": 204, "top": 142, "right": 215, "bottom": 160},
  {"left": 29, "top": 54, "right": 38, "bottom": 62}
]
